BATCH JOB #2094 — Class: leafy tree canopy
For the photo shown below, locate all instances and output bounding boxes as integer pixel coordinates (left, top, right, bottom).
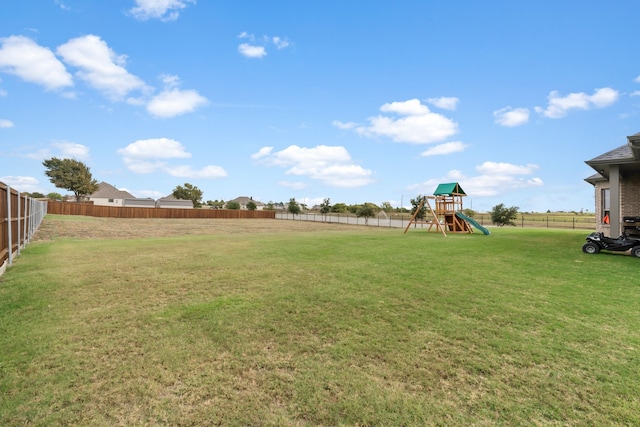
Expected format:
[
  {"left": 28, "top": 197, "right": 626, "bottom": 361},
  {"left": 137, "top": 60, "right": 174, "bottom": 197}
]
[
  {"left": 410, "top": 195, "right": 427, "bottom": 220},
  {"left": 263, "top": 201, "right": 276, "bottom": 210},
  {"left": 287, "top": 198, "right": 301, "bottom": 216},
  {"left": 226, "top": 201, "right": 240, "bottom": 210},
  {"left": 320, "top": 198, "right": 331, "bottom": 220},
  {"left": 47, "top": 192, "right": 64, "bottom": 200},
  {"left": 356, "top": 203, "right": 379, "bottom": 224},
  {"left": 42, "top": 157, "right": 99, "bottom": 202},
  {"left": 490, "top": 203, "right": 519, "bottom": 226},
  {"left": 206, "top": 199, "right": 225, "bottom": 208},
  {"left": 247, "top": 201, "right": 257, "bottom": 211},
  {"left": 331, "top": 202, "right": 348, "bottom": 213},
  {"left": 172, "top": 183, "right": 203, "bottom": 208}
]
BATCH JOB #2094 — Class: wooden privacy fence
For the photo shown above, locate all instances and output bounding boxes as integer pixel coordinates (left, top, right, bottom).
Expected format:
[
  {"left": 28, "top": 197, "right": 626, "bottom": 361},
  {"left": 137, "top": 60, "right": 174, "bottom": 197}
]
[
  {"left": 1, "top": 182, "right": 48, "bottom": 277},
  {"left": 47, "top": 201, "right": 276, "bottom": 219}
]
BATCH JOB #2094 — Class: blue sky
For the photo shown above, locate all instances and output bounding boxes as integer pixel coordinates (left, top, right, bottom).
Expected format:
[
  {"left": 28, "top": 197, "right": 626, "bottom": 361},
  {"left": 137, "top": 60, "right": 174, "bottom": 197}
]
[{"left": 1, "top": 0, "right": 639, "bottom": 212}]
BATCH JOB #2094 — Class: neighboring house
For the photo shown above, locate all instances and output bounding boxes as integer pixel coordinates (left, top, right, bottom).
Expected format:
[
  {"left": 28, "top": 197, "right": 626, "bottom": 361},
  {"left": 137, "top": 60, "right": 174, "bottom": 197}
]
[
  {"left": 89, "top": 182, "right": 135, "bottom": 207},
  {"left": 228, "top": 196, "right": 265, "bottom": 210},
  {"left": 585, "top": 132, "right": 640, "bottom": 237},
  {"left": 123, "top": 198, "right": 156, "bottom": 208},
  {"left": 156, "top": 195, "right": 193, "bottom": 209}
]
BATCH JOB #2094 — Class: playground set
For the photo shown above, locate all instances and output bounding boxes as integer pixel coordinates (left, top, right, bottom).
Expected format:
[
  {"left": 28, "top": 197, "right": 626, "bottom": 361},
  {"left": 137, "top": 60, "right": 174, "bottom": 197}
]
[{"left": 403, "top": 182, "right": 490, "bottom": 237}]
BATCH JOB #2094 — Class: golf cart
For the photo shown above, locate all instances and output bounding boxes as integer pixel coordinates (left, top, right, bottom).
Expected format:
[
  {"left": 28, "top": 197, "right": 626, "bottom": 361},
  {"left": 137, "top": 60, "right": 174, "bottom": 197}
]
[{"left": 582, "top": 231, "right": 640, "bottom": 257}]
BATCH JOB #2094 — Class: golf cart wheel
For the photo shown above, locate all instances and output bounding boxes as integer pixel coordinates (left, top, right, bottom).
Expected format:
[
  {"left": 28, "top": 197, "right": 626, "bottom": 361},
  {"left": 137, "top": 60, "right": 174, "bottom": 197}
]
[
  {"left": 582, "top": 242, "right": 600, "bottom": 254},
  {"left": 632, "top": 247, "right": 640, "bottom": 258}
]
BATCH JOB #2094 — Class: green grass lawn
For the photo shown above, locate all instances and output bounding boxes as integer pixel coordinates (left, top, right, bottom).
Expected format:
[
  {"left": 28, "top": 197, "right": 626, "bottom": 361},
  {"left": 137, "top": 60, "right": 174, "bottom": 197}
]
[{"left": 1, "top": 222, "right": 639, "bottom": 425}]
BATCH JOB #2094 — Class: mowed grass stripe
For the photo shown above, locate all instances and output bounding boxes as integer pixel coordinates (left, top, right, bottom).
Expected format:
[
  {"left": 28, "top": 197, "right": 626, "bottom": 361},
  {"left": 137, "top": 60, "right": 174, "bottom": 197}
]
[{"left": 1, "top": 219, "right": 639, "bottom": 425}]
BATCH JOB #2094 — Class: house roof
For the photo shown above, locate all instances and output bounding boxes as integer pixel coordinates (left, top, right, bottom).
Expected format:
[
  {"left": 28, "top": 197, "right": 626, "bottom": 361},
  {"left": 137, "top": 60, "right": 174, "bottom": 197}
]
[
  {"left": 433, "top": 182, "right": 466, "bottom": 196},
  {"left": 90, "top": 182, "right": 134, "bottom": 199},
  {"left": 585, "top": 132, "right": 640, "bottom": 181},
  {"left": 229, "top": 196, "right": 264, "bottom": 205},
  {"left": 157, "top": 195, "right": 192, "bottom": 203}
]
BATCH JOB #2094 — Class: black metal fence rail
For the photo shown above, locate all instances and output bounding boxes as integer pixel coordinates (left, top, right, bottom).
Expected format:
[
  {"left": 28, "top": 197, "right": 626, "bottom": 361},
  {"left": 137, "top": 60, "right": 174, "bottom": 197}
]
[{"left": 275, "top": 212, "right": 596, "bottom": 230}]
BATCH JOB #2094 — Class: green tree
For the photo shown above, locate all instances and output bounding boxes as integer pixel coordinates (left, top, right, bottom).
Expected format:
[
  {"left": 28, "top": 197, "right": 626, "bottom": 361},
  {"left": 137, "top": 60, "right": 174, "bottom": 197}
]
[
  {"left": 42, "top": 157, "right": 99, "bottom": 202},
  {"left": 347, "top": 204, "right": 359, "bottom": 214},
  {"left": 490, "top": 203, "right": 519, "bottom": 227},
  {"left": 287, "top": 198, "right": 301, "bottom": 216},
  {"left": 381, "top": 201, "right": 393, "bottom": 213},
  {"left": 47, "top": 192, "right": 64, "bottom": 200},
  {"left": 247, "top": 200, "right": 257, "bottom": 211},
  {"left": 356, "top": 202, "right": 379, "bottom": 225},
  {"left": 410, "top": 195, "right": 427, "bottom": 226},
  {"left": 172, "top": 183, "right": 203, "bottom": 208},
  {"left": 320, "top": 198, "right": 331, "bottom": 221},
  {"left": 331, "top": 202, "right": 348, "bottom": 213},
  {"left": 29, "top": 192, "right": 46, "bottom": 198},
  {"left": 226, "top": 201, "right": 240, "bottom": 209},
  {"left": 206, "top": 199, "right": 225, "bottom": 209}
]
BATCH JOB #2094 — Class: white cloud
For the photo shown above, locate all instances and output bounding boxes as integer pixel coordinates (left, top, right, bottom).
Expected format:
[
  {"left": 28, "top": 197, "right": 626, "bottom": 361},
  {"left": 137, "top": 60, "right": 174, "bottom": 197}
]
[
  {"left": 332, "top": 120, "right": 359, "bottom": 130},
  {"left": 165, "top": 165, "right": 227, "bottom": 179},
  {"left": 25, "top": 141, "right": 90, "bottom": 161},
  {"left": 146, "top": 88, "right": 208, "bottom": 118},
  {"left": 408, "top": 161, "right": 542, "bottom": 199},
  {"left": 159, "top": 73, "right": 180, "bottom": 88},
  {"left": 476, "top": 161, "right": 539, "bottom": 176},
  {"left": 251, "top": 146, "right": 273, "bottom": 159},
  {"left": 272, "top": 37, "right": 290, "bottom": 49},
  {"left": 635, "top": 75, "right": 640, "bottom": 83},
  {"left": 353, "top": 99, "right": 459, "bottom": 144},
  {"left": 238, "top": 43, "right": 267, "bottom": 59},
  {"left": 631, "top": 90, "right": 640, "bottom": 97},
  {"left": 52, "top": 141, "right": 90, "bottom": 160},
  {"left": 118, "top": 138, "right": 226, "bottom": 178},
  {"left": 493, "top": 107, "right": 530, "bottom": 127},
  {"left": 56, "top": 35, "right": 147, "bottom": 100},
  {"left": 118, "top": 138, "right": 192, "bottom": 159},
  {"left": 0, "top": 35, "right": 73, "bottom": 90},
  {"left": 255, "top": 145, "right": 374, "bottom": 188},
  {"left": 420, "top": 141, "right": 468, "bottom": 157},
  {"left": 55, "top": 0, "right": 71, "bottom": 11},
  {"left": 0, "top": 119, "right": 14, "bottom": 128},
  {"left": 0, "top": 176, "right": 41, "bottom": 193},
  {"left": 238, "top": 33, "right": 290, "bottom": 58},
  {"left": 129, "top": 0, "right": 195, "bottom": 21},
  {"left": 426, "top": 96, "right": 459, "bottom": 111},
  {"left": 534, "top": 87, "right": 619, "bottom": 119}
]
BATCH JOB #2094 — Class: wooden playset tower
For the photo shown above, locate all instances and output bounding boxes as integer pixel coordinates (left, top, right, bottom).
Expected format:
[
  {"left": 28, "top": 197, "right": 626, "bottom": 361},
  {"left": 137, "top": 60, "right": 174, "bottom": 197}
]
[
  {"left": 432, "top": 182, "right": 472, "bottom": 233},
  {"left": 404, "top": 182, "right": 485, "bottom": 236}
]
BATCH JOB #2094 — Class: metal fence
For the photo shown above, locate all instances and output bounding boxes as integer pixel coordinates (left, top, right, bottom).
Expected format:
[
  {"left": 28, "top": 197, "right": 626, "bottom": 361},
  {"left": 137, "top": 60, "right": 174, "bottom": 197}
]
[
  {"left": 1, "top": 182, "right": 48, "bottom": 277},
  {"left": 275, "top": 212, "right": 596, "bottom": 231}
]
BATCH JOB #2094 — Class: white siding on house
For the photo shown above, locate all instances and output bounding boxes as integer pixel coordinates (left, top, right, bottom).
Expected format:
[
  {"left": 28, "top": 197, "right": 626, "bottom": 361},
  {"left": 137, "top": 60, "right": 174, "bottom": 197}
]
[
  {"left": 91, "top": 197, "right": 125, "bottom": 207},
  {"left": 123, "top": 198, "right": 156, "bottom": 208},
  {"left": 156, "top": 198, "right": 193, "bottom": 209}
]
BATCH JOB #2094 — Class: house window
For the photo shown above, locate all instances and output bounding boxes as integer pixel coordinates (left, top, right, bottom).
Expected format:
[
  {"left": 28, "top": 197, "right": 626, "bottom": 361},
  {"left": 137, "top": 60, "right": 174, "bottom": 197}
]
[
  {"left": 108, "top": 198, "right": 114, "bottom": 203},
  {"left": 602, "top": 188, "right": 610, "bottom": 224}
]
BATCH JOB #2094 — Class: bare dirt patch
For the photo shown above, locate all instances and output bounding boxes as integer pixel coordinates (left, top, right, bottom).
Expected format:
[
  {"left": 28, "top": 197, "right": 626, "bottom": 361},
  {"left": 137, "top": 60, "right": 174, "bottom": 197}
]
[{"left": 33, "top": 216, "right": 362, "bottom": 241}]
